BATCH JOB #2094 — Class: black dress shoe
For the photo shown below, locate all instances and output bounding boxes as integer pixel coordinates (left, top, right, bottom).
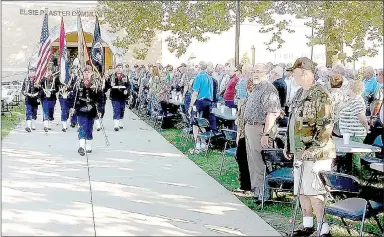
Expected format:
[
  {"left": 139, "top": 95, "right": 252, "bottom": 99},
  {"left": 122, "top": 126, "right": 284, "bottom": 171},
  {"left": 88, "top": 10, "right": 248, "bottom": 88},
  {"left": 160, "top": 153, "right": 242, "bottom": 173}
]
[
  {"left": 25, "top": 127, "right": 32, "bottom": 132},
  {"left": 114, "top": 127, "right": 119, "bottom": 131},
  {"left": 62, "top": 128, "right": 67, "bottom": 132},
  {"left": 32, "top": 127, "right": 36, "bottom": 131},
  {"left": 44, "top": 127, "right": 48, "bottom": 132},
  {"left": 119, "top": 126, "right": 123, "bottom": 129},
  {"left": 97, "top": 128, "right": 101, "bottom": 131},
  {"left": 86, "top": 149, "right": 92, "bottom": 153},
  {"left": 292, "top": 227, "right": 315, "bottom": 237},
  {"left": 48, "top": 127, "right": 52, "bottom": 130},
  {"left": 70, "top": 124, "right": 76, "bottom": 128},
  {"left": 78, "top": 147, "right": 85, "bottom": 156}
]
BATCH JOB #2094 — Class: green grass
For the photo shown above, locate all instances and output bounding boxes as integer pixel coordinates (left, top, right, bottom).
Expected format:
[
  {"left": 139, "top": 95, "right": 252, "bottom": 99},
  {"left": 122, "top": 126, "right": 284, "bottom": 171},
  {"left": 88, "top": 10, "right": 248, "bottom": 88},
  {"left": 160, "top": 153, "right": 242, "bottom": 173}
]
[
  {"left": 127, "top": 110, "right": 384, "bottom": 236},
  {"left": 1, "top": 104, "right": 25, "bottom": 139}
]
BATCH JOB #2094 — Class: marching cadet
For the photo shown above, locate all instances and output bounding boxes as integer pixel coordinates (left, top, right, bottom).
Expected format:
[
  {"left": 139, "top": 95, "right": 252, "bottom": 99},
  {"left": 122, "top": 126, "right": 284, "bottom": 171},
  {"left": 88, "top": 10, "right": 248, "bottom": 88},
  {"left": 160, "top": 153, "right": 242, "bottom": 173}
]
[
  {"left": 72, "top": 65, "right": 101, "bottom": 156},
  {"left": 40, "top": 62, "right": 62, "bottom": 132},
  {"left": 58, "top": 65, "right": 81, "bottom": 132},
  {"left": 68, "top": 65, "right": 81, "bottom": 128},
  {"left": 105, "top": 63, "right": 131, "bottom": 131},
  {"left": 22, "top": 67, "right": 41, "bottom": 132},
  {"left": 94, "top": 67, "right": 111, "bottom": 131}
]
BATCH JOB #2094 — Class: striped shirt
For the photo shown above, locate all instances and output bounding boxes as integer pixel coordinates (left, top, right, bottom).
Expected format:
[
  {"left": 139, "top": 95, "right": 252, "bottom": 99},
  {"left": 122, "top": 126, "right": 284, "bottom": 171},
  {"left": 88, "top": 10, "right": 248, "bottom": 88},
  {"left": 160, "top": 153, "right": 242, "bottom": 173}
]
[{"left": 339, "top": 96, "right": 367, "bottom": 137}]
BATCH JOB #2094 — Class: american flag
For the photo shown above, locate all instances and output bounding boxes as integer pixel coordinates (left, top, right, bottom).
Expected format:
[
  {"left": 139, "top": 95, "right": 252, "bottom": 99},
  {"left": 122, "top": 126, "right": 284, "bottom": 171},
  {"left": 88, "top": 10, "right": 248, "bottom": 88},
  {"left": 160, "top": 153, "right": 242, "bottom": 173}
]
[{"left": 35, "top": 13, "right": 52, "bottom": 83}]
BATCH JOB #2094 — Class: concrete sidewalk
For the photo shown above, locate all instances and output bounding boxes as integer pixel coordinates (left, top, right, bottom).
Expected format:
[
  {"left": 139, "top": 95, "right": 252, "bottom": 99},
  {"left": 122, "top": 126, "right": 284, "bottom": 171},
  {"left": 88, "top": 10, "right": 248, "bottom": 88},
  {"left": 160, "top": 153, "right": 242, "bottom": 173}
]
[{"left": 2, "top": 102, "right": 280, "bottom": 236}]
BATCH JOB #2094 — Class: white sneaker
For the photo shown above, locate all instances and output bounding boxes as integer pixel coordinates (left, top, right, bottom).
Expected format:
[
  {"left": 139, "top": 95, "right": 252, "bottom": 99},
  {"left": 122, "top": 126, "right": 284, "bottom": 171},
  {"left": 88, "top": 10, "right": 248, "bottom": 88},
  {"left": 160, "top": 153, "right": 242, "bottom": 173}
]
[
  {"left": 25, "top": 120, "right": 32, "bottom": 132},
  {"left": 85, "top": 140, "right": 92, "bottom": 153},
  {"left": 62, "top": 121, "right": 67, "bottom": 132},
  {"left": 44, "top": 120, "right": 49, "bottom": 132},
  {"left": 113, "top": 119, "right": 119, "bottom": 131},
  {"left": 78, "top": 139, "right": 86, "bottom": 156},
  {"left": 31, "top": 120, "right": 36, "bottom": 130},
  {"left": 95, "top": 119, "right": 101, "bottom": 131}
]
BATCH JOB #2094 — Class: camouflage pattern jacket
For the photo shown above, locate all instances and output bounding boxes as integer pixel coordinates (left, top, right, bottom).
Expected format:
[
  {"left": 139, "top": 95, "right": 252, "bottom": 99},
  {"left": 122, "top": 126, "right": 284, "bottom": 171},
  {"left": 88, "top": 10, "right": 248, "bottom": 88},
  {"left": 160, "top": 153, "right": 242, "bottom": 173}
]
[{"left": 286, "top": 83, "right": 336, "bottom": 161}]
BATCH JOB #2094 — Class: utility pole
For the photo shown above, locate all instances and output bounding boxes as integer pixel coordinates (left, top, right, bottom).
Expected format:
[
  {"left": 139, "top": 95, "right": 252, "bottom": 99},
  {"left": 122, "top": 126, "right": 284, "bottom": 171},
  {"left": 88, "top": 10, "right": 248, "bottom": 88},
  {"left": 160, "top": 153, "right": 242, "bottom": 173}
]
[
  {"left": 251, "top": 45, "right": 255, "bottom": 66},
  {"left": 235, "top": 0, "right": 240, "bottom": 67}
]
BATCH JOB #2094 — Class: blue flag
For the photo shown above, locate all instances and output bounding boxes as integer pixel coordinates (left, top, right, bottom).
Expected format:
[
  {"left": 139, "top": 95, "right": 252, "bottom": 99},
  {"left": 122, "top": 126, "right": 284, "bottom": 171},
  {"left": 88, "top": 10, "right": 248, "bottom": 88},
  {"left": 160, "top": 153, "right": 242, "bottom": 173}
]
[{"left": 91, "top": 16, "right": 104, "bottom": 75}]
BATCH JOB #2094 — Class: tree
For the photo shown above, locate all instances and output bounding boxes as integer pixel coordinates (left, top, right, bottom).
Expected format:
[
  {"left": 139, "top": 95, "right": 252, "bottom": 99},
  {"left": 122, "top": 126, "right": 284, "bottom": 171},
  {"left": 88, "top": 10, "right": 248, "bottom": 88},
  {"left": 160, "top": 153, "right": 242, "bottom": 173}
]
[
  {"left": 98, "top": 1, "right": 383, "bottom": 66},
  {"left": 259, "top": 1, "right": 383, "bottom": 67},
  {"left": 241, "top": 52, "right": 250, "bottom": 65},
  {"left": 97, "top": 1, "right": 274, "bottom": 60},
  {"left": 226, "top": 57, "right": 235, "bottom": 67}
]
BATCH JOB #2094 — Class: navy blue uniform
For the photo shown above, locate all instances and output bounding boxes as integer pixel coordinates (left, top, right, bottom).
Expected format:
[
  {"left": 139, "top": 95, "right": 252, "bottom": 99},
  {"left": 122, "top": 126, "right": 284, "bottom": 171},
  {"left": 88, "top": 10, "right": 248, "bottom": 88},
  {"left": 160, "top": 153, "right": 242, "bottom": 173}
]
[
  {"left": 73, "top": 79, "right": 101, "bottom": 141},
  {"left": 105, "top": 73, "right": 130, "bottom": 129},
  {"left": 40, "top": 75, "right": 62, "bottom": 123},
  {"left": 22, "top": 77, "right": 41, "bottom": 121}
]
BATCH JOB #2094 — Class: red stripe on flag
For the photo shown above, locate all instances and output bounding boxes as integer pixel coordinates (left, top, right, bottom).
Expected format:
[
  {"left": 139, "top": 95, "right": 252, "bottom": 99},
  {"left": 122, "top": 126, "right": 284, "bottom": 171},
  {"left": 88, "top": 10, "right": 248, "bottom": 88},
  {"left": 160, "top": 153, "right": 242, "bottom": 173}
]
[
  {"left": 36, "top": 50, "right": 51, "bottom": 79},
  {"left": 35, "top": 44, "right": 52, "bottom": 82},
  {"left": 36, "top": 39, "right": 51, "bottom": 69}
]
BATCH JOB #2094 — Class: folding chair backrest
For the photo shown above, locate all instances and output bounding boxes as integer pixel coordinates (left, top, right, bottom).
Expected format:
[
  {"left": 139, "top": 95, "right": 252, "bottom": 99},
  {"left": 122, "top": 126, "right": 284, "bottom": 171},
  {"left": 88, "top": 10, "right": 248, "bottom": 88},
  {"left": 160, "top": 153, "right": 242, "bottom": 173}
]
[
  {"left": 196, "top": 117, "right": 210, "bottom": 129},
  {"left": 221, "top": 129, "right": 237, "bottom": 142},
  {"left": 318, "top": 171, "right": 360, "bottom": 195},
  {"left": 261, "top": 149, "right": 292, "bottom": 172}
]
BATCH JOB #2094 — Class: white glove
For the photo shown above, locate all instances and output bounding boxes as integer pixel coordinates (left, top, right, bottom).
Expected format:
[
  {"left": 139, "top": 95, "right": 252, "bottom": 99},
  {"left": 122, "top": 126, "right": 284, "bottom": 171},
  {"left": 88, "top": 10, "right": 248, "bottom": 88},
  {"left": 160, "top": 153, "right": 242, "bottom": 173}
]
[{"left": 123, "top": 90, "right": 128, "bottom": 95}]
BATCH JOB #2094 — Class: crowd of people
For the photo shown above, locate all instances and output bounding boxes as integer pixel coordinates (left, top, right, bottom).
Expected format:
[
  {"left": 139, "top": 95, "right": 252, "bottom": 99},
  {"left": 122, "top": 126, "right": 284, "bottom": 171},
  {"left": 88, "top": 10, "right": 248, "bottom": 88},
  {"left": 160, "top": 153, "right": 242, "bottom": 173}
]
[{"left": 22, "top": 57, "right": 382, "bottom": 236}]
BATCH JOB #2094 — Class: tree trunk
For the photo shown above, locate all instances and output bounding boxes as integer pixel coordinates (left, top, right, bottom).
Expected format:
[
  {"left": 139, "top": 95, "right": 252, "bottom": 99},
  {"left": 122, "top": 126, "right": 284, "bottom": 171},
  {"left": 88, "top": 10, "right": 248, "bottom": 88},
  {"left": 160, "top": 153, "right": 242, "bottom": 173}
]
[{"left": 324, "top": 5, "right": 342, "bottom": 68}]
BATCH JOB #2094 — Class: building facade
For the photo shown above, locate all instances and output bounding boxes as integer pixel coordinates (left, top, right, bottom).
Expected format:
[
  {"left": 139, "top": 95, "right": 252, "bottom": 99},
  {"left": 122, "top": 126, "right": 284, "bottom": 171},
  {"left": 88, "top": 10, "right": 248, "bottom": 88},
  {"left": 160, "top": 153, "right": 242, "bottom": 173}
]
[{"left": 2, "top": 1, "right": 162, "bottom": 82}]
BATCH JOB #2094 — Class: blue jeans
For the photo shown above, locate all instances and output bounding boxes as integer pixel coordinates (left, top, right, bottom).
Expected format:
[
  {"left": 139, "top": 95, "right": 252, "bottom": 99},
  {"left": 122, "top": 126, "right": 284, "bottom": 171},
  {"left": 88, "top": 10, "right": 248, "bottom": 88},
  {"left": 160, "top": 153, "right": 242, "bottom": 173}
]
[
  {"left": 194, "top": 99, "right": 217, "bottom": 131},
  {"left": 112, "top": 100, "right": 126, "bottom": 120},
  {"left": 183, "top": 92, "right": 192, "bottom": 114},
  {"left": 59, "top": 97, "right": 70, "bottom": 121},
  {"left": 42, "top": 99, "right": 55, "bottom": 121},
  {"left": 26, "top": 103, "right": 38, "bottom": 120},
  {"left": 225, "top": 100, "right": 236, "bottom": 109},
  {"left": 77, "top": 115, "right": 94, "bottom": 140}
]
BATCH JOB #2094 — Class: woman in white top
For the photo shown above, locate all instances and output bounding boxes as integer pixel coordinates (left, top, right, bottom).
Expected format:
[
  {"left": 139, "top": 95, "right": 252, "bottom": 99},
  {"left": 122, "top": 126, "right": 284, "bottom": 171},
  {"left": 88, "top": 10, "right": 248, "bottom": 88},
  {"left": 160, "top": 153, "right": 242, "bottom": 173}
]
[{"left": 339, "top": 80, "right": 370, "bottom": 142}]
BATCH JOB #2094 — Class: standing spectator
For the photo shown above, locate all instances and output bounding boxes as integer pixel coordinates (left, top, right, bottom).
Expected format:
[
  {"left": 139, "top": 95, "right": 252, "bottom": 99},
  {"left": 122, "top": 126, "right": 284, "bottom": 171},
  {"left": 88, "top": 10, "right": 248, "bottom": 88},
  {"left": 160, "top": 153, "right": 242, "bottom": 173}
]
[
  {"left": 233, "top": 78, "right": 254, "bottom": 197},
  {"left": 244, "top": 63, "right": 281, "bottom": 201},
  {"left": 284, "top": 57, "right": 335, "bottom": 237},
  {"left": 362, "top": 66, "right": 378, "bottom": 115},
  {"left": 219, "top": 65, "right": 231, "bottom": 97},
  {"left": 271, "top": 66, "right": 287, "bottom": 127},
  {"left": 234, "top": 65, "right": 251, "bottom": 106},
  {"left": 339, "top": 80, "right": 370, "bottom": 143},
  {"left": 329, "top": 74, "right": 347, "bottom": 137},
  {"left": 213, "top": 64, "right": 224, "bottom": 89},
  {"left": 223, "top": 65, "right": 241, "bottom": 108},
  {"left": 188, "top": 61, "right": 214, "bottom": 152},
  {"left": 284, "top": 69, "right": 301, "bottom": 115},
  {"left": 271, "top": 66, "right": 287, "bottom": 109},
  {"left": 207, "top": 66, "right": 218, "bottom": 131},
  {"left": 364, "top": 68, "right": 383, "bottom": 144}
]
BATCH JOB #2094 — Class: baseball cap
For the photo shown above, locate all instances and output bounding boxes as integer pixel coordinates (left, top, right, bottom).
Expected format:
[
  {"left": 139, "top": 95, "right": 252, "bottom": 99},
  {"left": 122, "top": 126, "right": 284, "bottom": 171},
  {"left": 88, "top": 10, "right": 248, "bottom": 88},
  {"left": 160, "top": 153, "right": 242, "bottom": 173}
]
[{"left": 286, "top": 57, "right": 315, "bottom": 72}]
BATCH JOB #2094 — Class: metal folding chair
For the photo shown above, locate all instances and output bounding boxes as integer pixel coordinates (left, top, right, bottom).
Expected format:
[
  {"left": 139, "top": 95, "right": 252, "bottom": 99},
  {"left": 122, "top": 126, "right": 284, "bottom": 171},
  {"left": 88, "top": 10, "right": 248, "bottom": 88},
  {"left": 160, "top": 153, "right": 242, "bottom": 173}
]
[
  {"left": 195, "top": 117, "right": 223, "bottom": 155},
  {"left": 260, "top": 148, "right": 294, "bottom": 209},
  {"left": 219, "top": 129, "right": 237, "bottom": 175},
  {"left": 318, "top": 171, "right": 384, "bottom": 236}
]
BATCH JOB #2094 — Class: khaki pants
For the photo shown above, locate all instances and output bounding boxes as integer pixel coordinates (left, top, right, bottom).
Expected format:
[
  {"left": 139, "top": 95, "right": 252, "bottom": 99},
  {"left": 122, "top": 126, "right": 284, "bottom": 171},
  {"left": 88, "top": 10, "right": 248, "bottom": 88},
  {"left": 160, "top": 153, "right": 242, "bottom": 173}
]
[{"left": 245, "top": 124, "right": 265, "bottom": 197}]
